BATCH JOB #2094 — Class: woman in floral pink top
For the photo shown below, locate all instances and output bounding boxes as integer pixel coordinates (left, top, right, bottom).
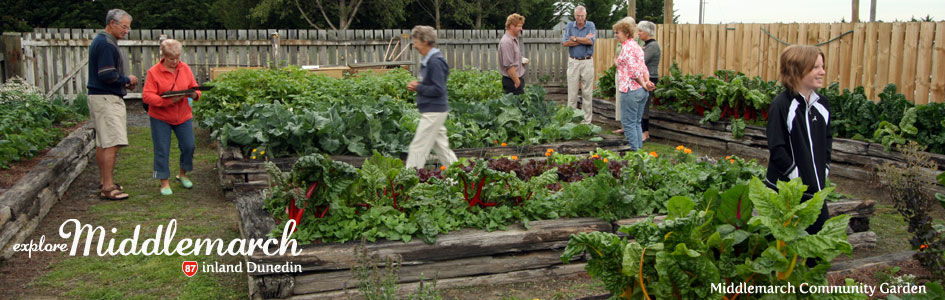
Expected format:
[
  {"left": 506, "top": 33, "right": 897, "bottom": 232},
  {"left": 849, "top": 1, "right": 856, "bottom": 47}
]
[{"left": 613, "top": 17, "right": 655, "bottom": 150}]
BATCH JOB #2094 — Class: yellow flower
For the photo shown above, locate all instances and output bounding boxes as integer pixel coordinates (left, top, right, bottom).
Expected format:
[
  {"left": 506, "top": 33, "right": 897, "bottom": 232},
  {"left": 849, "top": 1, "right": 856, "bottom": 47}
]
[
  {"left": 510, "top": 155, "right": 518, "bottom": 160},
  {"left": 676, "top": 145, "right": 685, "bottom": 151},
  {"left": 252, "top": 156, "right": 257, "bottom": 159},
  {"left": 501, "top": 142, "right": 508, "bottom": 147},
  {"left": 260, "top": 151, "right": 265, "bottom": 155},
  {"left": 603, "top": 158, "right": 609, "bottom": 163},
  {"left": 440, "top": 166, "right": 447, "bottom": 171},
  {"left": 684, "top": 148, "right": 692, "bottom": 154},
  {"left": 252, "top": 148, "right": 257, "bottom": 153},
  {"left": 649, "top": 152, "right": 659, "bottom": 158}
]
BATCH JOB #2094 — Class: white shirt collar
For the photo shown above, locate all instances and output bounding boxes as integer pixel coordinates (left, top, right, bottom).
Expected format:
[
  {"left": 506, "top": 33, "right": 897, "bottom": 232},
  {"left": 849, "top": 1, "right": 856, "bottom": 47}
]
[{"left": 421, "top": 48, "right": 440, "bottom": 66}]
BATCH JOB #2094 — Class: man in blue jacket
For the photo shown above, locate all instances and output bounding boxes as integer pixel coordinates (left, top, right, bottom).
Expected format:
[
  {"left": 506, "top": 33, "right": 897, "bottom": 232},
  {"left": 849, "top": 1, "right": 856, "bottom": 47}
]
[
  {"left": 405, "top": 25, "right": 458, "bottom": 170},
  {"left": 87, "top": 8, "right": 137, "bottom": 200}
]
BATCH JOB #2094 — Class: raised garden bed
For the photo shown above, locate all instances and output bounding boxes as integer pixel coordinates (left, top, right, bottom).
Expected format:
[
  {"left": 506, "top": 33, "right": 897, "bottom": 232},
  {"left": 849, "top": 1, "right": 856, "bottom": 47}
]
[
  {"left": 589, "top": 98, "right": 945, "bottom": 195},
  {"left": 234, "top": 190, "right": 876, "bottom": 299},
  {"left": 0, "top": 123, "right": 95, "bottom": 259},
  {"left": 215, "top": 137, "right": 630, "bottom": 200}
]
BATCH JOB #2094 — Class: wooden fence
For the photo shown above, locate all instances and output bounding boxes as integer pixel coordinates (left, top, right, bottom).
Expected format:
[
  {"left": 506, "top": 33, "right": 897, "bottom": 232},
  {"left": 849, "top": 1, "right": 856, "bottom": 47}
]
[
  {"left": 2, "top": 23, "right": 944, "bottom": 104},
  {"left": 655, "top": 22, "right": 945, "bottom": 104},
  {"left": 0, "top": 28, "right": 617, "bottom": 98}
]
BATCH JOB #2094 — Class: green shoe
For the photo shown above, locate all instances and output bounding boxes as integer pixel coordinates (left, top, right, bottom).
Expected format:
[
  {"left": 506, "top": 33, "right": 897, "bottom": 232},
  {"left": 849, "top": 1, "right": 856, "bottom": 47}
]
[
  {"left": 160, "top": 186, "right": 173, "bottom": 196},
  {"left": 176, "top": 175, "right": 193, "bottom": 189}
]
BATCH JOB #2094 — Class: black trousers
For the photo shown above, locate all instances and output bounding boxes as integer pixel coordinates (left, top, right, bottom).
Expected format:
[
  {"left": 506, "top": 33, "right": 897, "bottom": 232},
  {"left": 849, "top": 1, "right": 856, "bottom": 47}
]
[
  {"left": 642, "top": 77, "right": 659, "bottom": 132},
  {"left": 502, "top": 76, "right": 525, "bottom": 95}
]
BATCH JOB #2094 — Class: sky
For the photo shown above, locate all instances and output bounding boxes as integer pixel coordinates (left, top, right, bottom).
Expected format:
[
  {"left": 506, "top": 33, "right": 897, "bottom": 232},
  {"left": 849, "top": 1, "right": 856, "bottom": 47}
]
[{"left": 672, "top": 0, "right": 945, "bottom": 24}]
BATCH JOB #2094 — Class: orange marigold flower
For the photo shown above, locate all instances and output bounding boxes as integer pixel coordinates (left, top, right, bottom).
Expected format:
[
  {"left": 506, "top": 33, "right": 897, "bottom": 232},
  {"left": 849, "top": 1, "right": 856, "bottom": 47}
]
[
  {"left": 730, "top": 159, "right": 735, "bottom": 163},
  {"left": 510, "top": 155, "right": 518, "bottom": 160},
  {"left": 603, "top": 158, "right": 609, "bottom": 163},
  {"left": 676, "top": 145, "right": 685, "bottom": 151},
  {"left": 494, "top": 139, "right": 499, "bottom": 144},
  {"left": 649, "top": 152, "right": 658, "bottom": 158},
  {"left": 725, "top": 156, "right": 731, "bottom": 160},
  {"left": 501, "top": 142, "right": 508, "bottom": 147},
  {"left": 440, "top": 166, "right": 447, "bottom": 171},
  {"left": 684, "top": 148, "right": 692, "bottom": 154},
  {"left": 545, "top": 152, "right": 552, "bottom": 157},
  {"left": 592, "top": 154, "right": 600, "bottom": 159},
  {"left": 920, "top": 244, "right": 929, "bottom": 250}
]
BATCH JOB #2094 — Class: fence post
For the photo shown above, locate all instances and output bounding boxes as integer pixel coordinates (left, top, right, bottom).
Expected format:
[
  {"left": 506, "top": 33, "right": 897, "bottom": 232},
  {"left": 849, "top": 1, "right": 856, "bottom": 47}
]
[
  {"left": 271, "top": 32, "right": 280, "bottom": 69},
  {"left": 2, "top": 32, "right": 24, "bottom": 82}
]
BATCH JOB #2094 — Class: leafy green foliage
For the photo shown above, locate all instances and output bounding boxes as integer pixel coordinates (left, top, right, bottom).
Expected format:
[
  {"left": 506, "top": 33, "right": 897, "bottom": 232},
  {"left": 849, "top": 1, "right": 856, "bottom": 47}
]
[
  {"left": 0, "top": 78, "right": 83, "bottom": 169},
  {"left": 264, "top": 150, "right": 764, "bottom": 244},
  {"left": 655, "top": 63, "right": 780, "bottom": 127},
  {"left": 196, "top": 68, "right": 599, "bottom": 157},
  {"left": 594, "top": 65, "right": 617, "bottom": 100},
  {"left": 656, "top": 67, "right": 945, "bottom": 155},
  {"left": 562, "top": 178, "right": 862, "bottom": 299},
  {"left": 877, "top": 142, "right": 945, "bottom": 283}
]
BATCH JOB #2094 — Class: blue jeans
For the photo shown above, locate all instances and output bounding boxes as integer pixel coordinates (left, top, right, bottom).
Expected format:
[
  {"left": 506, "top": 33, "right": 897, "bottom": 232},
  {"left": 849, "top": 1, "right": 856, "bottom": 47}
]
[
  {"left": 620, "top": 88, "right": 649, "bottom": 150},
  {"left": 150, "top": 117, "right": 195, "bottom": 179}
]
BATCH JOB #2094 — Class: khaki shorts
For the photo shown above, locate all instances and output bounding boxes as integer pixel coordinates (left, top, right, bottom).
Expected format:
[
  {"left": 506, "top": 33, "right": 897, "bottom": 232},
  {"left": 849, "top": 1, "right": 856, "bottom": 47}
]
[{"left": 87, "top": 94, "right": 128, "bottom": 148}]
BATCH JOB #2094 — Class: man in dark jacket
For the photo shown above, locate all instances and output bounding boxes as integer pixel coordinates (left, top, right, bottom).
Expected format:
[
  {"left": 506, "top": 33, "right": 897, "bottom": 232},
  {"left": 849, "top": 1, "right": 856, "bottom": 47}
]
[
  {"left": 766, "top": 45, "right": 831, "bottom": 235},
  {"left": 405, "top": 25, "right": 458, "bottom": 169},
  {"left": 87, "top": 8, "right": 137, "bottom": 200}
]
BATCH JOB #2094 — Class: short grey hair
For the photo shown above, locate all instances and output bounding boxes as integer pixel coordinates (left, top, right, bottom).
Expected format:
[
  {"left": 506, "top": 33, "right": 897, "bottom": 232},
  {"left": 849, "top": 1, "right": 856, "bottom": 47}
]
[
  {"left": 574, "top": 5, "right": 587, "bottom": 14},
  {"left": 106, "top": 9, "right": 132, "bottom": 26},
  {"left": 411, "top": 25, "right": 437, "bottom": 47},
  {"left": 638, "top": 20, "right": 656, "bottom": 37},
  {"left": 161, "top": 39, "right": 183, "bottom": 57}
]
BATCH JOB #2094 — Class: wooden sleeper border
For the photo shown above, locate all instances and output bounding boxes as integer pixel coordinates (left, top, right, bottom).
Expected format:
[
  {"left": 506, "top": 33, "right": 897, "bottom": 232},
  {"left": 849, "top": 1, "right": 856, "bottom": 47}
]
[{"left": 0, "top": 123, "right": 96, "bottom": 260}]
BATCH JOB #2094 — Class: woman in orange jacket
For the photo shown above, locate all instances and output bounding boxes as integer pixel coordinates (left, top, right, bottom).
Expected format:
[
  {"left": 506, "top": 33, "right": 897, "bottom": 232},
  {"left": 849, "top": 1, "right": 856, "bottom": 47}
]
[{"left": 142, "top": 39, "right": 200, "bottom": 196}]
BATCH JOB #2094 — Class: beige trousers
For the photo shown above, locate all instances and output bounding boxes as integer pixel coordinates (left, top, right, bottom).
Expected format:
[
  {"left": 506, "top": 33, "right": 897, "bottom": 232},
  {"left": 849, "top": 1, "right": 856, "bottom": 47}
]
[
  {"left": 567, "top": 58, "right": 595, "bottom": 124},
  {"left": 405, "top": 112, "right": 458, "bottom": 169}
]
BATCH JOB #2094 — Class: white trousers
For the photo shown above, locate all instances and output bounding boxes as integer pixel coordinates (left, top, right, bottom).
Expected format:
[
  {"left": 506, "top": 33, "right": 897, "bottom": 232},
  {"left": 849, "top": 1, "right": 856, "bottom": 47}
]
[
  {"left": 567, "top": 58, "right": 595, "bottom": 124},
  {"left": 405, "top": 112, "right": 458, "bottom": 169}
]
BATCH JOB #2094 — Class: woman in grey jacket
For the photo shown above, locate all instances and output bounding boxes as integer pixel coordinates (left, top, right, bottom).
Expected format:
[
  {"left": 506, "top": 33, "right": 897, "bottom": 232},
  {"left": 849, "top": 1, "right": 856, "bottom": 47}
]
[{"left": 405, "top": 25, "right": 459, "bottom": 169}]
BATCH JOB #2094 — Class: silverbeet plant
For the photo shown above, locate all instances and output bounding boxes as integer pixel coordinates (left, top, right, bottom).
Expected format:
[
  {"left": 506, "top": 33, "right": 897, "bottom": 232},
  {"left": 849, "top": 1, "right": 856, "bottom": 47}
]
[{"left": 561, "top": 177, "right": 861, "bottom": 299}]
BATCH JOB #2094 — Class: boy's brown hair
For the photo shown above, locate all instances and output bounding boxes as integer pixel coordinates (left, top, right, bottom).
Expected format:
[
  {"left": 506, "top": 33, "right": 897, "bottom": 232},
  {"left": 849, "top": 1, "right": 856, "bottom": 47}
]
[
  {"left": 779, "top": 45, "right": 825, "bottom": 94},
  {"left": 505, "top": 13, "right": 525, "bottom": 30}
]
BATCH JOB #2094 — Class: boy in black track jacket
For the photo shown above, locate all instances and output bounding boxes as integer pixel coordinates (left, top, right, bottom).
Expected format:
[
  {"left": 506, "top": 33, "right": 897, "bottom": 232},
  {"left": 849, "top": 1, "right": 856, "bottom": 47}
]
[{"left": 765, "top": 45, "right": 831, "bottom": 235}]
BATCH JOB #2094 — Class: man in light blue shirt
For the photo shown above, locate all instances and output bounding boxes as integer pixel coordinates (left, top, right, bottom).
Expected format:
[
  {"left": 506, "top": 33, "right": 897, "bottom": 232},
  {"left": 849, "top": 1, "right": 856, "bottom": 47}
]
[{"left": 562, "top": 5, "right": 596, "bottom": 124}]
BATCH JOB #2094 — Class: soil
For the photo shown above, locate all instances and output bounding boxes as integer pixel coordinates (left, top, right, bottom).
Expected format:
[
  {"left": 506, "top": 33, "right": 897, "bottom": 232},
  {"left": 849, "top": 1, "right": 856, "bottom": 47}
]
[
  {"left": 827, "top": 259, "right": 933, "bottom": 299},
  {"left": 0, "top": 120, "right": 88, "bottom": 192}
]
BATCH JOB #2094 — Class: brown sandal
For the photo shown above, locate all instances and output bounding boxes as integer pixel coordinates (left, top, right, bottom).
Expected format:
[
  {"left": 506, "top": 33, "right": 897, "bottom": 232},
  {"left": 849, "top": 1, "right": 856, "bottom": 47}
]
[
  {"left": 99, "top": 183, "right": 123, "bottom": 191},
  {"left": 100, "top": 185, "right": 129, "bottom": 200}
]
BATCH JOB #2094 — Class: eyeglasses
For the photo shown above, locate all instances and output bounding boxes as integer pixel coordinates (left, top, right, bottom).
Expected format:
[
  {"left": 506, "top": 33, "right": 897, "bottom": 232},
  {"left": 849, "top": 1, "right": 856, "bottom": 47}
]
[{"left": 111, "top": 21, "right": 130, "bottom": 31}]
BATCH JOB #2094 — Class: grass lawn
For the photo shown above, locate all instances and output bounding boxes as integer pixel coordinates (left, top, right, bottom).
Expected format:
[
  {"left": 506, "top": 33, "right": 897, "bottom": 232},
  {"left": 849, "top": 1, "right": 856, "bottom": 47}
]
[{"left": 26, "top": 126, "right": 247, "bottom": 299}]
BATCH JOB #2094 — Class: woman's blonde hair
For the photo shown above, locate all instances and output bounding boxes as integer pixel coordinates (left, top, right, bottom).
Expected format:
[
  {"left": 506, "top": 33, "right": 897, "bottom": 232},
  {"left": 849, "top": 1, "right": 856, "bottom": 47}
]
[
  {"left": 612, "top": 17, "right": 637, "bottom": 39},
  {"left": 160, "top": 39, "right": 183, "bottom": 57},
  {"left": 505, "top": 13, "right": 525, "bottom": 30},
  {"left": 779, "top": 45, "right": 824, "bottom": 94}
]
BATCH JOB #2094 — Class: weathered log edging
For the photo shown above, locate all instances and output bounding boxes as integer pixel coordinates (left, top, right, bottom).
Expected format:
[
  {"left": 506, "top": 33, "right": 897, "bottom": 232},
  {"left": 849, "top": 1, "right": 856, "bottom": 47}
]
[
  {"left": 236, "top": 191, "right": 876, "bottom": 299},
  {"left": 0, "top": 123, "right": 95, "bottom": 259}
]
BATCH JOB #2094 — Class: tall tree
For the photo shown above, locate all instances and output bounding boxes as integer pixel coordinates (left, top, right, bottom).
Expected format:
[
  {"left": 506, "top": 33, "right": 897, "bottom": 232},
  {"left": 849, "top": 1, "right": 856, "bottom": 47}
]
[
  {"left": 250, "top": 0, "right": 408, "bottom": 30},
  {"left": 416, "top": 0, "right": 445, "bottom": 29},
  {"left": 560, "top": 0, "right": 627, "bottom": 30}
]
